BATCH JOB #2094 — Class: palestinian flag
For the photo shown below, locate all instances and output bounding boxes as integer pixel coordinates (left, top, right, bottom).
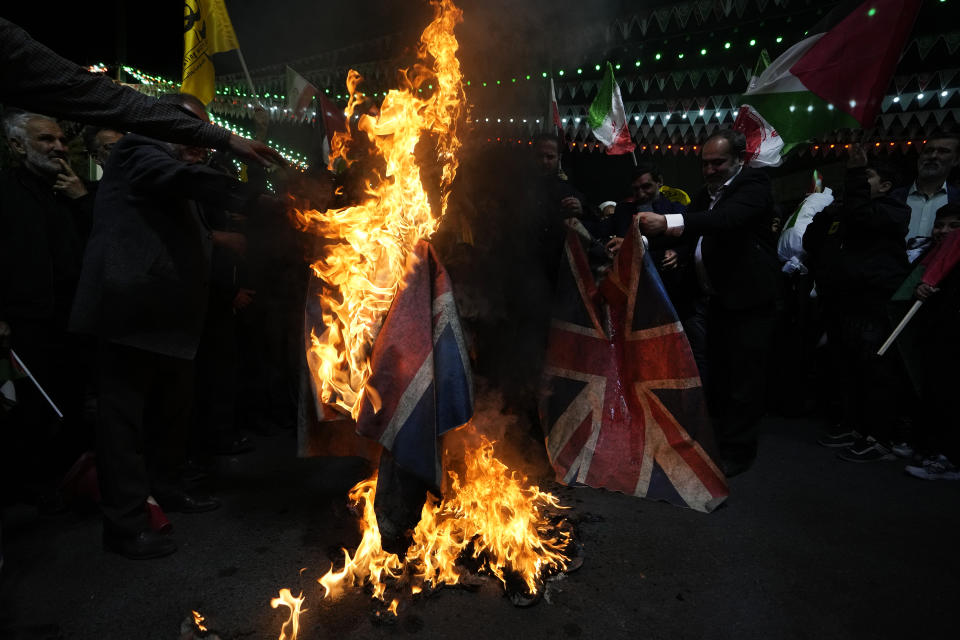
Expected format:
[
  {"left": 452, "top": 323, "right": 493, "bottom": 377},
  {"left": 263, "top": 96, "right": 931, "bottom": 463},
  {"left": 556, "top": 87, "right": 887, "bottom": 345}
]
[
  {"left": 737, "top": 0, "right": 922, "bottom": 161},
  {"left": 588, "top": 62, "right": 635, "bottom": 155}
]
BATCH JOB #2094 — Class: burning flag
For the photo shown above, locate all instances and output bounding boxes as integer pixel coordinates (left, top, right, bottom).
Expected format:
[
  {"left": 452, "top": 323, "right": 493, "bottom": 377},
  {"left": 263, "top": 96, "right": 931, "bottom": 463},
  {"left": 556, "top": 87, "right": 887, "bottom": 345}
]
[
  {"left": 587, "top": 62, "right": 635, "bottom": 156},
  {"left": 540, "top": 223, "right": 728, "bottom": 512},
  {"left": 354, "top": 241, "right": 473, "bottom": 489},
  {"left": 736, "top": 0, "right": 922, "bottom": 164},
  {"left": 296, "top": 0, "right": 465, "bottom": 424}
]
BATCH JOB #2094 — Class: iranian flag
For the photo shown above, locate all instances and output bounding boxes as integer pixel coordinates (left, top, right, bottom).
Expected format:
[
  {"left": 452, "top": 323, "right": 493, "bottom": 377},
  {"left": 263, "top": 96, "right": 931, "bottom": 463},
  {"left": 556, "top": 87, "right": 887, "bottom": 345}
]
[
  {"left": 736, "top": 0, "right": 922, "bottom": 166},
  {"left": 588, "top": 62, "right": 635, "bottom": 155},
  {"left": 548, "top": 78, "right": 565, "bottom": 144},
  {"left": 286, "top": 66, "right": 318, "bottom": 119}
]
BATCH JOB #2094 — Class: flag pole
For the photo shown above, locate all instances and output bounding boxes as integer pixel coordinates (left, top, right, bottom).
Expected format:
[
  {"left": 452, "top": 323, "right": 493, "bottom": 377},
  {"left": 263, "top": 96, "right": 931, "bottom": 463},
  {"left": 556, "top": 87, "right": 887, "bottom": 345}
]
[
  {"left": 877, "top": 299, "right": 923, "bottom": 356},
  {"left": 234, "top": 48, "right": 261, "bottom": 105},
  {"left": 10, "top": 349, "right": 63, "bottom": 419}
]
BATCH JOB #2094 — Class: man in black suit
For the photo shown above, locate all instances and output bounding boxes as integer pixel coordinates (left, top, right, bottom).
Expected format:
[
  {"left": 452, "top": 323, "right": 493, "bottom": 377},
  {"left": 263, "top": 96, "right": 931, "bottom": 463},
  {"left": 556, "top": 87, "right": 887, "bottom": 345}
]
[
  {"left": 70, "top": 94, "right": 267, "bottom": 559},
  {"left": 637, "top": 129, "right": 781, "bottom": 477}
]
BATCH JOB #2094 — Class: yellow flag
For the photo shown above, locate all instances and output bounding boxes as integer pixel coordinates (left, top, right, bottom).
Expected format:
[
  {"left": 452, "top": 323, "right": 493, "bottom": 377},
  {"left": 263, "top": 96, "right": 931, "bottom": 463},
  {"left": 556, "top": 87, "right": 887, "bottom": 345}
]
[{"left": 182, "top": 0, "right": 239, "bottom": 105}]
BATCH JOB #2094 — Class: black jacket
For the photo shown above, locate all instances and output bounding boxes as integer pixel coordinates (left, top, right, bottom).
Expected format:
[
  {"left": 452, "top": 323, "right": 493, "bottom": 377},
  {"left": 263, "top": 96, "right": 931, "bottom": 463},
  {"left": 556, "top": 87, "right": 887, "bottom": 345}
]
[
  {"left": 0, "top": 167, "right": 92, "bottom": 324},
  {"left": 682, "top": 167, "right": 782, "bottom": 310},
  {"left": 803, "top": 167, "right": 910, "bottom": 312},
  {"left": 69, "top": 134, "right": 259, "bottom": 359}
]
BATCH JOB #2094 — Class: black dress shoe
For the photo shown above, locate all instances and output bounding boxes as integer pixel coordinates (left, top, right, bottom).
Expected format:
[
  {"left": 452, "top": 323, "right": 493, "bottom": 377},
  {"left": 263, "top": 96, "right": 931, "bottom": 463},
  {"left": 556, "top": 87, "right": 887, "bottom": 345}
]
[
  {"left": 103, "top": 530, "right": 177, "bottom": 559},
  {"left": 157, "top": 492, "right": 221, "bottom": 514}
]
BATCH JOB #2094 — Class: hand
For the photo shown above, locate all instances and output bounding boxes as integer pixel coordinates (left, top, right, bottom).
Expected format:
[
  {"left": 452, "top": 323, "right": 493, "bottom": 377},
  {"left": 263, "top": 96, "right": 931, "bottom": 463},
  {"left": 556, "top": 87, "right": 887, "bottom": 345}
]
[
  {"left": 637, "top": 211, "right": 667, "bottom": 236},
  {"left": 661, "top": 249, "right": 679, "bottom": 270},
  {"left": 916, "top": 282, "right": 939, "bottom": 300},
  {"left": 212, "top": 230, "right": 248, "bottom": 256},
  {"left": 232, "top": 288, "right": 256, "bottom": 310},
  {"left": 847, "top": 143, "right": 868, "bottom": 169},
  {"left": 605, "top": 237, "right": 624, "bottom": 257},
  {"left": 560, "top": 196, "right": 583, "bottom": 218},
  {"left": 227, "top": 133, "right": 286, "bottom": 167},
  {"left": 54, "top": 158, "right": 88, "bottom": 199}
]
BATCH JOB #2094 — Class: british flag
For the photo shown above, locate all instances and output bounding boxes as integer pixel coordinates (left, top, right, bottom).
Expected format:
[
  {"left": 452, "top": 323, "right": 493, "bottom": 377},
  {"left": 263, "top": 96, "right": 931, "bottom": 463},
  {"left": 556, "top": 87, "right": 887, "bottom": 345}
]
[
  {"left": 354, "top": 240, "right": 474, "bottom": 489},
  {"left": 539, "top": 225, "right": 728, "bottom": 512}
]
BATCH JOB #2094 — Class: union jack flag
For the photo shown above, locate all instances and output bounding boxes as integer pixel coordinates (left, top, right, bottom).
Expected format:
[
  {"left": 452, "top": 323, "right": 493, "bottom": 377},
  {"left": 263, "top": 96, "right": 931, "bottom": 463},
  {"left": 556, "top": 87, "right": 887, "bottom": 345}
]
[
  {"left": 540, "top": 225, "right": 728, "bottom": 512},
  {"left": 355, "top": 240, "right": 474, "bottom": 489}
]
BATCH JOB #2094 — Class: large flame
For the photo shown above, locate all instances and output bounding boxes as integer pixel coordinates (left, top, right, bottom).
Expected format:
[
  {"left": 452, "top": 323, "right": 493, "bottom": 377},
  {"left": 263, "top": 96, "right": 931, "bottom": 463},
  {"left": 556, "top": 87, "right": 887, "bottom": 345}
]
[
  {"left": 318, "top": 435, "right": 570, "bottom": 599},
  {"left": 296, "top": 0, "right": 464, "bottom": 419}
]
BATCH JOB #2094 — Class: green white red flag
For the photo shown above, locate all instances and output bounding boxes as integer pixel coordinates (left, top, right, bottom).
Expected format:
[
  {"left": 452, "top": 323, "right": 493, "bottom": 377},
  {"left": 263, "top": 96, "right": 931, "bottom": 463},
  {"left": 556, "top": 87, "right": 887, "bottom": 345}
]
[
  {"left": 735, "top": 0, "right": 922, "bottom": 166},
  {"left": 285, "top": 65, "right": 317, "bottom": 121},
  {"left": 588, "top": 62, "right": 635, "bottom": 155}
]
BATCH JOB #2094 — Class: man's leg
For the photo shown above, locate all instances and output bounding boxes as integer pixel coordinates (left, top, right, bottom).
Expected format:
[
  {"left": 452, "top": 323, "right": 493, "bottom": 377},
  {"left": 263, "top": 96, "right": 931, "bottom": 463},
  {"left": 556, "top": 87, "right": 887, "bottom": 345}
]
[
  {"left": 711, "top": 304, "right": 777, "bottom": 474},
  {"left": 96, "top": 342, "right": 152, "bottom": 536}
]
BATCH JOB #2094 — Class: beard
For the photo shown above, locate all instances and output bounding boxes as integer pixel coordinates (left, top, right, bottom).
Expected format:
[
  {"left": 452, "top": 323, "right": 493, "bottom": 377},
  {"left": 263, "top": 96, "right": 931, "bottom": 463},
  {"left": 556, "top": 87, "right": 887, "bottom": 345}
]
[
  {"left": 917, "top": 160, "right": 945, "bottom": 181},
  {"left": 24, "top": 144, "right": 64, "bottom": 176}
]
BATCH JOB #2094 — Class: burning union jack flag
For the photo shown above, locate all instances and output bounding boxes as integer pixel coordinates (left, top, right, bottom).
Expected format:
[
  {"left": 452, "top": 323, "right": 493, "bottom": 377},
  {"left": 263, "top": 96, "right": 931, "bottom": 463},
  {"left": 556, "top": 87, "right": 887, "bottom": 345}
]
[{"left": 540, "top": 225, "right": 728, "bottom": 512}]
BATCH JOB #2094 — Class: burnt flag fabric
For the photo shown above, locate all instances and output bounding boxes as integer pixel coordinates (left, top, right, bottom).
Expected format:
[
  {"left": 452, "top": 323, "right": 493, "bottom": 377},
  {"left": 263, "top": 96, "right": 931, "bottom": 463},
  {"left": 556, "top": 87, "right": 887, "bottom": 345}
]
[
  {"left": 539, "top": 225, "right": 728, "bottom": 512},
  {"left": 354, "top": 240, "right": 474, "bottom": 489}
]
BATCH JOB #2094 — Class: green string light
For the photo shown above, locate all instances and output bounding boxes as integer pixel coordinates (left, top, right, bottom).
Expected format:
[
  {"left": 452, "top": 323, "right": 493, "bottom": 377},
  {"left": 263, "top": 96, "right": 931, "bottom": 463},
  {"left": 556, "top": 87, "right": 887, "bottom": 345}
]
[
  {"left": 724, "top": 42, "right": 731, "bottom": 49},
  {"left": 655, "top": 53, "right": 662, "bottom": 60},
  {"left": 749, "top": 39, "right": 757, "bottom": 46},
  {"left": 700, "top": 48, "right": 707, "bottom": 55},
  {"left": 776, "top": 36, "right": 783, "bottom": 43},
  {"left": 635, "top": 60, "right": 641, "bottom": 67}
]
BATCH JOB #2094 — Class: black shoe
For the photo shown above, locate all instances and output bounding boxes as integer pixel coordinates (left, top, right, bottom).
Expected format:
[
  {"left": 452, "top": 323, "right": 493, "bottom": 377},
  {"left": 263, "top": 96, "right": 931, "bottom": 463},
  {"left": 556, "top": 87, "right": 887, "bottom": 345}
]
[
  {"left": 156, "top": 492, "right": 221, "bottom": 514},
  {"left": 103, "top": 530, "right": 177, "bottom": 559},
  {"left": 817, "top": 429, "right": 860, "bottom": 448},
  {"left": 837, "top": 436, "right": 896, "bottom": 463}
]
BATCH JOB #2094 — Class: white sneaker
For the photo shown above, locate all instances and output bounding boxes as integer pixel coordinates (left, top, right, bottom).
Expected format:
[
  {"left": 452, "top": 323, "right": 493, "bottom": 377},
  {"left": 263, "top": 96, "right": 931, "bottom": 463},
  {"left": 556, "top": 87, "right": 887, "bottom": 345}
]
[{"left": 905, "top": 454, "right": 960, "bottom": 481}]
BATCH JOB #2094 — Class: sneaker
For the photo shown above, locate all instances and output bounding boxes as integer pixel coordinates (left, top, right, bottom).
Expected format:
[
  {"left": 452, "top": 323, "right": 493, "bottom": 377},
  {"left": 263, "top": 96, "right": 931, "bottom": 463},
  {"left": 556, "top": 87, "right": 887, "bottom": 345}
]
[
  {"left": 818, "top": 429, "right": 861, "bottom": 448},
  {"left": 905, "top": 454, "right": 960, "bottom": 481},
  {"left": 890, "top": 441, "right": 915, "bottom": 459},
  {"left": 837, "top": 436, "right": 896, "bottom": 462}
]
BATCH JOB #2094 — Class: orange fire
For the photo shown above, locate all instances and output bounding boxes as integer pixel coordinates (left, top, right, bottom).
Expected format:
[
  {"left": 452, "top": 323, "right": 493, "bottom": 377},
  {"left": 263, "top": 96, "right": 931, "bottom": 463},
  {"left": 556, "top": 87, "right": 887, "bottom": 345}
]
[
  {"left": 295, "top": 0, "right": 465, "bottom": 419},
  {"left": 191, "top": 610, "right": 207, "bottom": 633},
  {"left": 318, "top": 435, "right": 570, "bottom": 600},
  {"left": 270, "top": 589, "right": 306, "bottom": 640}
]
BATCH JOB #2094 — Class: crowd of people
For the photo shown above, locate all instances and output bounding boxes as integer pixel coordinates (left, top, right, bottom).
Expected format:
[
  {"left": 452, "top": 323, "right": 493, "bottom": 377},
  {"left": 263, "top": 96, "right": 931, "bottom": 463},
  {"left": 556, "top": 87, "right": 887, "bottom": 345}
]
[
  {"left": 1, "top": 16, "right": 958, "bottom": 570},
  {"left": 503, "top": 129, "right": 960, "bottom": 483}
]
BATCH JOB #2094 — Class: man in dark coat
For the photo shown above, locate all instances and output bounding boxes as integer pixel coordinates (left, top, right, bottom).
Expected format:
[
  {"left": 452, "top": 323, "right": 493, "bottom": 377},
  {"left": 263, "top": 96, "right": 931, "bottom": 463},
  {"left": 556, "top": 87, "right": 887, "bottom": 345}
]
[
  {"left": 0, "top": 110, "right": 93, "bottom": 506},
  {"left": 70, "top": 94, "right": 265, "bottom": 559},
  {"left": 637, "top": 129, "right": 782, "bottom": 477}
]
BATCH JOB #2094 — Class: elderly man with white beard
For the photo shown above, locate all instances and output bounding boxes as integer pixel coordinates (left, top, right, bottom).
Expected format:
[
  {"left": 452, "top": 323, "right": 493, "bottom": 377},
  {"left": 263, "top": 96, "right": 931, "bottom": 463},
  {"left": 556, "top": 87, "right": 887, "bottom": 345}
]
[{"left": 0, "top": 110, "right": 93, "bottom": 511}]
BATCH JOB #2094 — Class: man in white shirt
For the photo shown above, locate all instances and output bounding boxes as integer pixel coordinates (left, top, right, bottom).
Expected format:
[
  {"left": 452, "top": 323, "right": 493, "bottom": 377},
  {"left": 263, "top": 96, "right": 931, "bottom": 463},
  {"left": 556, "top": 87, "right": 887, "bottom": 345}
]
[{"left": 891, "top": 133, "right": 959, "bottom": 258}]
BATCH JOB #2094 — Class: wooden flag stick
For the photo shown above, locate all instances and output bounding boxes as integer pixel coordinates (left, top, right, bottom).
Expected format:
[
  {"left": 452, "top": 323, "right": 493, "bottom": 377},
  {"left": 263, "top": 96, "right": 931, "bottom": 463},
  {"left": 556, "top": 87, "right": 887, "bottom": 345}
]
[{"left": 877, "top": 299, "right": 923, "bottom": 356}]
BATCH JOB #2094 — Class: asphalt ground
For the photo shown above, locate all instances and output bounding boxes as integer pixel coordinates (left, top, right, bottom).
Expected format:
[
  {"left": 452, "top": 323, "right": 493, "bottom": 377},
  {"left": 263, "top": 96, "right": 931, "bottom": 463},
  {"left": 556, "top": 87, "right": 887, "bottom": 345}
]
[{"left": 1, "top": 415, "right": 958, "bottom": 640}]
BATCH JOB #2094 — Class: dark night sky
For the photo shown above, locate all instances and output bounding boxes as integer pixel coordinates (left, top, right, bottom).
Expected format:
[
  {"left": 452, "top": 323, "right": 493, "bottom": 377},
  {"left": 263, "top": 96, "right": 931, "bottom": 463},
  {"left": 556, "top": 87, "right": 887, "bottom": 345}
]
[
  {"left": 3, "top": 0, "right": 634, "bottom": 81},
  {"left": 3, "top": 1, "right": 458, "bottom": 80}
]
